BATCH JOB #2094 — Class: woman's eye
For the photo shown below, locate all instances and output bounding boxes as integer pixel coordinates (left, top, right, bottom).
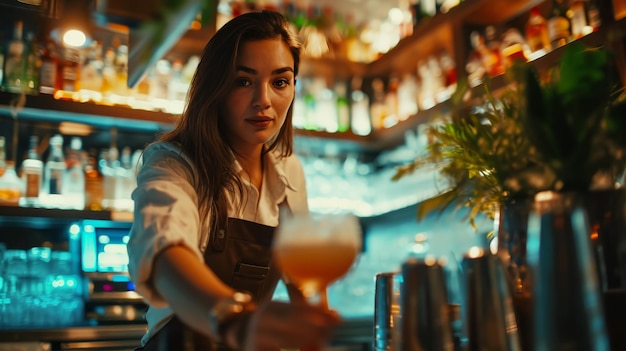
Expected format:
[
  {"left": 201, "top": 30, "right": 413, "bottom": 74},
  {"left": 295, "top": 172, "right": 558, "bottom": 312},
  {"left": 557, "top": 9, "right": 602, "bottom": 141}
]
[
  {"left": 236, "top": 78, "right": 251, "bottom": 87},
  {"left": 274, "top": 79, "right": 290, "bottom": 88}
]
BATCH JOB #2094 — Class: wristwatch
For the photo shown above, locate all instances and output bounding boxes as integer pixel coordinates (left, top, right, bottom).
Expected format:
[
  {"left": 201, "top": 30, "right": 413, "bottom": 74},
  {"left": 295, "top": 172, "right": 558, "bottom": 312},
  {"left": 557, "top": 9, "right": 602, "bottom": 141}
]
[{"left": 207, "top": 291, "right": 255, "bottom": 347}]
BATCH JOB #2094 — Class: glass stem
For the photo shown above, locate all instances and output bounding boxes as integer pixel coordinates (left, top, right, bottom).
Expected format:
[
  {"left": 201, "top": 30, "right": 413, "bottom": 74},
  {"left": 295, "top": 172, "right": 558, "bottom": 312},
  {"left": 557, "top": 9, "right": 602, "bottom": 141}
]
[{"left": 319, "top": 287, "right": 329, "bottom": 310}]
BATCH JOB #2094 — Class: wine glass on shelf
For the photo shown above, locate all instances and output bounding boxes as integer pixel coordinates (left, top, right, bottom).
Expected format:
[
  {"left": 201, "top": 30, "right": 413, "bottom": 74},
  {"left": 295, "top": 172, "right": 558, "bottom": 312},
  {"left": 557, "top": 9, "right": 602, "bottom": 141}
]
[{"left": 273, "top": 212, "right": 362, "bottom": 310}]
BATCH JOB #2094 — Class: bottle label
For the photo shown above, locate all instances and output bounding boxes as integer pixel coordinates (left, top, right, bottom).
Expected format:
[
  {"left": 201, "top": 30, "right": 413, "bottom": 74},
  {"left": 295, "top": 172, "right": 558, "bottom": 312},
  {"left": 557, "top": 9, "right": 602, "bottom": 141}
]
[
  {"left": 62, "top": 66, "right": 78, "bottom": 92},
  {"left": 548, "top": 17, "right": 570, "bottom": 44},
  {"left": 40, "top": 61, "right": 57, "bottom": 93},
  {"left": 25, "top": 173, "right": 40, "bottom": 198},
  {"left": 49, "top": 169, "right": 63, "bottom": 194},
  {"left": 588, "top": 7, "right": 601, "bottom": 30}
]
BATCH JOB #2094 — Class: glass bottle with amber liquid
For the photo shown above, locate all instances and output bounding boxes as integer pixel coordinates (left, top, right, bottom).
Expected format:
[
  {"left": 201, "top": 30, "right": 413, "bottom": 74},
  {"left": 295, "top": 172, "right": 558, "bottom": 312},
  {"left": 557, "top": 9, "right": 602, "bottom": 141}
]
[
  {"left": 526, "top": 6, "right": 552, "bottom": 59},
  {"left": 0, "top": 161, "right": 22, "bottom": 206},
  {"left": 39, "top": 36, "right": 61, "bottom": 95},
  {"left": 84, "top": 150, "right": 104, "bottom": 211},
  {"left": 55, "top": 45, "right": 81, "bottom": 101},
  {"left": 547, "top": 0, "right": 571, "bottom": 48}
]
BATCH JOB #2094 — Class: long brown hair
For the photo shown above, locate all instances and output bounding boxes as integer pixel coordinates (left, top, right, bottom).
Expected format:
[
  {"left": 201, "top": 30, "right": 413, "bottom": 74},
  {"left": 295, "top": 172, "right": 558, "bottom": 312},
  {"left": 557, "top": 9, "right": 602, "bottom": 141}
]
[{"left": 159, "top": 10, "right": 301, "bottom": 235}]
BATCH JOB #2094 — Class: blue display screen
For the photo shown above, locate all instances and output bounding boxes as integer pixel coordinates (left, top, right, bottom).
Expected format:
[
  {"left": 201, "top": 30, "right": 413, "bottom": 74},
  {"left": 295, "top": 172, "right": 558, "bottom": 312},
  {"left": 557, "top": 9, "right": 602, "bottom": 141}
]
[{"left": 81, "top": 221, "right": 132, "bottom": 273}]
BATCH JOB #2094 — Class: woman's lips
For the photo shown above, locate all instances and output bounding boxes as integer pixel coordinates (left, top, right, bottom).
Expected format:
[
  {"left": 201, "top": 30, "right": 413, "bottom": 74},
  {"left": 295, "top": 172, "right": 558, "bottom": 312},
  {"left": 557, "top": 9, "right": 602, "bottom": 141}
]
[{"left": 246, "top": 117, "right": 273, "bottom": 128}]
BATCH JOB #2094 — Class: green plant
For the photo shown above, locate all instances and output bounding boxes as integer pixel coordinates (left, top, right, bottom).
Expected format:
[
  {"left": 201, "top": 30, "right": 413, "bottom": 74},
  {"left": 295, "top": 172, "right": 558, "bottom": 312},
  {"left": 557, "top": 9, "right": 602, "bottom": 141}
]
[
  {"left": 393, "top": 42, "right": 626, "bottom": 229},
  {"left": 524, "top": 42, "right": 626, "bottom": 191}
]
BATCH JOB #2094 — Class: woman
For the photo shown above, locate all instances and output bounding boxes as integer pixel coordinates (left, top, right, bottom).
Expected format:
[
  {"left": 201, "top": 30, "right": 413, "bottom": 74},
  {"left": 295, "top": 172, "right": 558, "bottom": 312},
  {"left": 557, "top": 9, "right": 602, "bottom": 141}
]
[{"left": 127, "top": 10, "right": 340, "bottom": 351}]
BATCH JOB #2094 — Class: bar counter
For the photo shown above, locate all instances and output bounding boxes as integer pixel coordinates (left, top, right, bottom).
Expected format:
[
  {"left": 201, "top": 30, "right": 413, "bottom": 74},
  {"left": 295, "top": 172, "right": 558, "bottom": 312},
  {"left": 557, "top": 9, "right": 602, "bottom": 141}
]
[{"left": 0, "top": 318, "right": 374, "bottom": 350}]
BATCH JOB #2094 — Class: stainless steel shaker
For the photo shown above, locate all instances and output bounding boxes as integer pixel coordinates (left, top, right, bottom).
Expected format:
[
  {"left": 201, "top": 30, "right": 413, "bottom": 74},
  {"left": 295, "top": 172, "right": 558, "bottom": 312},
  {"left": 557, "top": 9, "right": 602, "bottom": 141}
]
[
  {"left": 527, "top": 191, "right": 610, "bottom": 351},
  {"left": 374, "top": 271, "right": 402, "bottom": 351},
  {"left": 400, "top": 256, "right": 454, "bottom": 351},
  {"left": 462, "top": 247, "right": 521, "bottom": 351}
]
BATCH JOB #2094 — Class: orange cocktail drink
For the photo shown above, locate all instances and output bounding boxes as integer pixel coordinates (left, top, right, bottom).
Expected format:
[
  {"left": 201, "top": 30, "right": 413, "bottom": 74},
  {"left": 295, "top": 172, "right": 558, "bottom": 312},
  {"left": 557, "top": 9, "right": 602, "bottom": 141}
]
[{"left": 274, "top": 242, "right": 358, "bottom": 305}]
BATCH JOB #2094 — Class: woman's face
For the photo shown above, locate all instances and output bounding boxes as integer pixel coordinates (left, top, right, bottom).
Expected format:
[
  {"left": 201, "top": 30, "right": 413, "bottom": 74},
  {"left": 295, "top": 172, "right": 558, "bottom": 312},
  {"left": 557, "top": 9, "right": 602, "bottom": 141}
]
[{"left": 223, "top": 38, "right": 295, "bottom": 154}]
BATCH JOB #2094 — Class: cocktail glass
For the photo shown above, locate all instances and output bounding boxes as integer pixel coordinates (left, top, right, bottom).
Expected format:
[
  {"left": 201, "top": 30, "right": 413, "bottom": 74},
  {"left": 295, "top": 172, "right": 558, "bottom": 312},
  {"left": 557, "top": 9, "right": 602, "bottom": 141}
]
[{"left": 273, "top": 212, "right": 362, "bottom": 310}]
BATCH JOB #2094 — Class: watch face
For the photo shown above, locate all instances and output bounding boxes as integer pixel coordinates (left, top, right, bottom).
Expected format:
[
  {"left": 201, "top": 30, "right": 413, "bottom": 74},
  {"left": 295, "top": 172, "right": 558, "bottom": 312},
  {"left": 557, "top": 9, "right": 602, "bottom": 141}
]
[
  {"left": 232, "top": 291, "right": 253, "bottom": 304},
  {"left": 216, "top": 292, "right": 253, "bottom": 319}
]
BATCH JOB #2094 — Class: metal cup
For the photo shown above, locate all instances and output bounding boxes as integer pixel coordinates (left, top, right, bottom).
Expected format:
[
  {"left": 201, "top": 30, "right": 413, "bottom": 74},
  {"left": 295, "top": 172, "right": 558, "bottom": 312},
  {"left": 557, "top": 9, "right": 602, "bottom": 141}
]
[
  {"left": 527, "top": 191, "right": 610, "bottom": 351},
  {"left": 400, "top": 256, "right": 454, "bottom": 351},
  {"left": 462, "top": 247, "right": 521, "bottom": 351},
  {"left": 374, "top": 271, "right": 402, "bottom": 351}
]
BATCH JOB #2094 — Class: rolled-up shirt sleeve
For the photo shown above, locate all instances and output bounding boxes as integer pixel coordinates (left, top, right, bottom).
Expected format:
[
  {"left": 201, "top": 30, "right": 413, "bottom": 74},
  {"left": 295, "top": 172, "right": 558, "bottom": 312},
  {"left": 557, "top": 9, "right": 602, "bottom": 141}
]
[{"left": 127, "top": 143, "right": 205, "bottom": 307}]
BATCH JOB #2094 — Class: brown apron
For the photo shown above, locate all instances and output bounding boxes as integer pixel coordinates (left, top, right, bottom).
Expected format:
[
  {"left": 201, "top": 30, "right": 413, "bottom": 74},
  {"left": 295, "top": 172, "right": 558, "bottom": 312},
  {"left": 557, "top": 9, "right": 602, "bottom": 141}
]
[{"left": 137, "top": 217, "right": 281, "bottom": 351}]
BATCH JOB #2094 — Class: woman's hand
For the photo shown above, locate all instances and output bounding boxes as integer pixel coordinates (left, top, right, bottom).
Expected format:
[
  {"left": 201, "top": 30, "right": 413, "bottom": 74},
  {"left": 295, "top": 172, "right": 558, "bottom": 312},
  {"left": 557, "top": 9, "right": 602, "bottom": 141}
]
[{"left": 230, "top": 300, "right": 341, "bottom": 351}]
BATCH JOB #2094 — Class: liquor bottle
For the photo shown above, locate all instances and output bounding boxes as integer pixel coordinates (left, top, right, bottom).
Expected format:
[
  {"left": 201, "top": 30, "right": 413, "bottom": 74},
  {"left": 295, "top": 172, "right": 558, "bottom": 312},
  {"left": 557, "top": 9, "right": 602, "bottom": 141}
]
[
  {"left": 586, "top": 0, "right": 614, "bottom": 33},
  {"left": 39, "top": 36, "right": 61, "bottom": 94},
  {"left": 64, "top": 137, "right": 85, "bottom": 210},
  {"left": 56, "top": 45, "right": 81, "bottom": 101},
  {"left": 112, "top": 44, "right": 130, "bottom": 106},
  {"left": 335, "top": 81, "right": 350, "bottom": 133},
  {"left": 421, "top": 0, "right": 437, "bottom": 18},
  {"left": 0, "top": 161, "right": 22, "bottom": 206},
  {"left": 292, "top": 78, "right": 306, "bottom": 129},
  {"left": 383, "top": 76, "right": 399, "bottom": 128},
  {"left": 484, "top": 26, "right": 505, "bottom": 77},
  {"left": 500, "top": 28, "right": 529, "bottom": 70},
  {"left": 3, "top": 21, "right": 25, "bottom": 93},
  {"left": 466, "top": 31, "right": 487, "bottom": 87},
  {"left": 439, "top": 50, "right": 457, "bottom": 93},
  {"left": 42, "top": 134, "right": 66, "bottom": 208},
  {"left": 417, "top": 60, "right": 436, "bottom": 109},
  {"left": 316, "top": 80, "right": 339, "bottom": 133},
  {"left": 397, "top": 73, "right": 419, "bottom": 122},
  {"left": 302, "top": 78, "right": 319, "bottom": 131},
  {"left": 350, "top": 76, "right": 371, "bottom": 136},
  {"left": 149, "top": 59, "right": 171, "bottom": 111},
  {"left": 101, "top": 46, "right": 117, "bottom": 105},
  {"left": 369, "top": 78, "right": 388, "bottom": 130},
  {"left": 569, "top": 0, "right": 589, "bottom": 39},
  {"left": 547, "top": 0, "right": 571, "bottom": 48},
  {"left": 115, "top": 146, "right": 135, "bottom": 212},
  {"left": 167, "top": 58, "right": 187, "bottom": 114},
  {"left": 21, "top": 135, "right": 43, "bottom": 206},
  {"left": 0, "top": 136, "right": 6, "bottom": 177},
  {"left": 344, "top": 12, "right": 366, "bottom": 62},
  {"left": 102, "top": 129, "right": 120, "bottom": 210},
  {"left": 526, "top": 6, "right": 552, "bottom": 59},
  {"left": 84, "top": 150, "right": 103, "bottom": 211},
  {"left": 21, "top": 32, "right": 41, "bottom": 95},
  {"left": 78, "top": 40, "right": 103, "bottom": 103}
]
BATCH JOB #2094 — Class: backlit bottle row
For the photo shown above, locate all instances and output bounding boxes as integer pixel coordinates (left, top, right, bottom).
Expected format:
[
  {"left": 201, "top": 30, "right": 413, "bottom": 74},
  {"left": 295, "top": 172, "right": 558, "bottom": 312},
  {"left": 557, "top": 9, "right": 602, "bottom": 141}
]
[{"left": 0, "top": 134, "right": 141, "bottom": 212}]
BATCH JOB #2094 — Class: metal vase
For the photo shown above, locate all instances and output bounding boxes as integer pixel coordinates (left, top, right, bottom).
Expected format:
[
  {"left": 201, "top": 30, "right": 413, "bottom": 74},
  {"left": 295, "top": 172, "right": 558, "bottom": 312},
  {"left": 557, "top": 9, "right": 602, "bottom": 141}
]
[
  {"left": 495, "top": 197, "right": 534, "bottom": 350},
  {"left": 527, "top": 191, "right": 609, "bottom": 351}
]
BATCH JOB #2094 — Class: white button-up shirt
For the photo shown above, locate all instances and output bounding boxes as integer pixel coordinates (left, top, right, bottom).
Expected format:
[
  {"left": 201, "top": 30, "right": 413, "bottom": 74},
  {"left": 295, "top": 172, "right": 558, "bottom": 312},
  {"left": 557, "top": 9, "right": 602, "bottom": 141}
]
[{"left": 126, "top": 141, "right": 308, "bottom": 345}]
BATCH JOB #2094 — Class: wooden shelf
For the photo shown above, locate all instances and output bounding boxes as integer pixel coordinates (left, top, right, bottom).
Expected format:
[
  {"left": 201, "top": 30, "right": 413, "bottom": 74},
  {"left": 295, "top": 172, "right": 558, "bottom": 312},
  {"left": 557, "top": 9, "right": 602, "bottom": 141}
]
[
  {"left": 0, "top": 92, "right": 176, "bottom": 132},
  {"left": 0, "top": 205, "right": 112, "bottom": 221},
  {"left": 1, "top": 1, "right": 624, "bottom": 157},
  {"left": 0, "top": 205, "right": 136, "bottom": 223},
  {"left": 460, "top": 0, "right": 543, "bottom": 25}
]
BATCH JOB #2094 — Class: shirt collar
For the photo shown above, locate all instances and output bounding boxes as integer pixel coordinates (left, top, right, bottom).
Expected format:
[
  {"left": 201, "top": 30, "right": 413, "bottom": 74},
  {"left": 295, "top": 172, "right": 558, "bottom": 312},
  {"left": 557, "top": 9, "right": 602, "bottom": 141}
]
[{"left": 230, "top": 148, "right": 298, "bottom": 192}]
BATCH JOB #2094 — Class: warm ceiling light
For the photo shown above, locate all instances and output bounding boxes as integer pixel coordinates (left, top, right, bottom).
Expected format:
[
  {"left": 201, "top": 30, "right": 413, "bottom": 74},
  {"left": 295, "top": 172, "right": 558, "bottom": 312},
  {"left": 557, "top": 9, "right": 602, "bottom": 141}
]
[{"left": 62, "top": 29, "right": 87, "bottom": 47}]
